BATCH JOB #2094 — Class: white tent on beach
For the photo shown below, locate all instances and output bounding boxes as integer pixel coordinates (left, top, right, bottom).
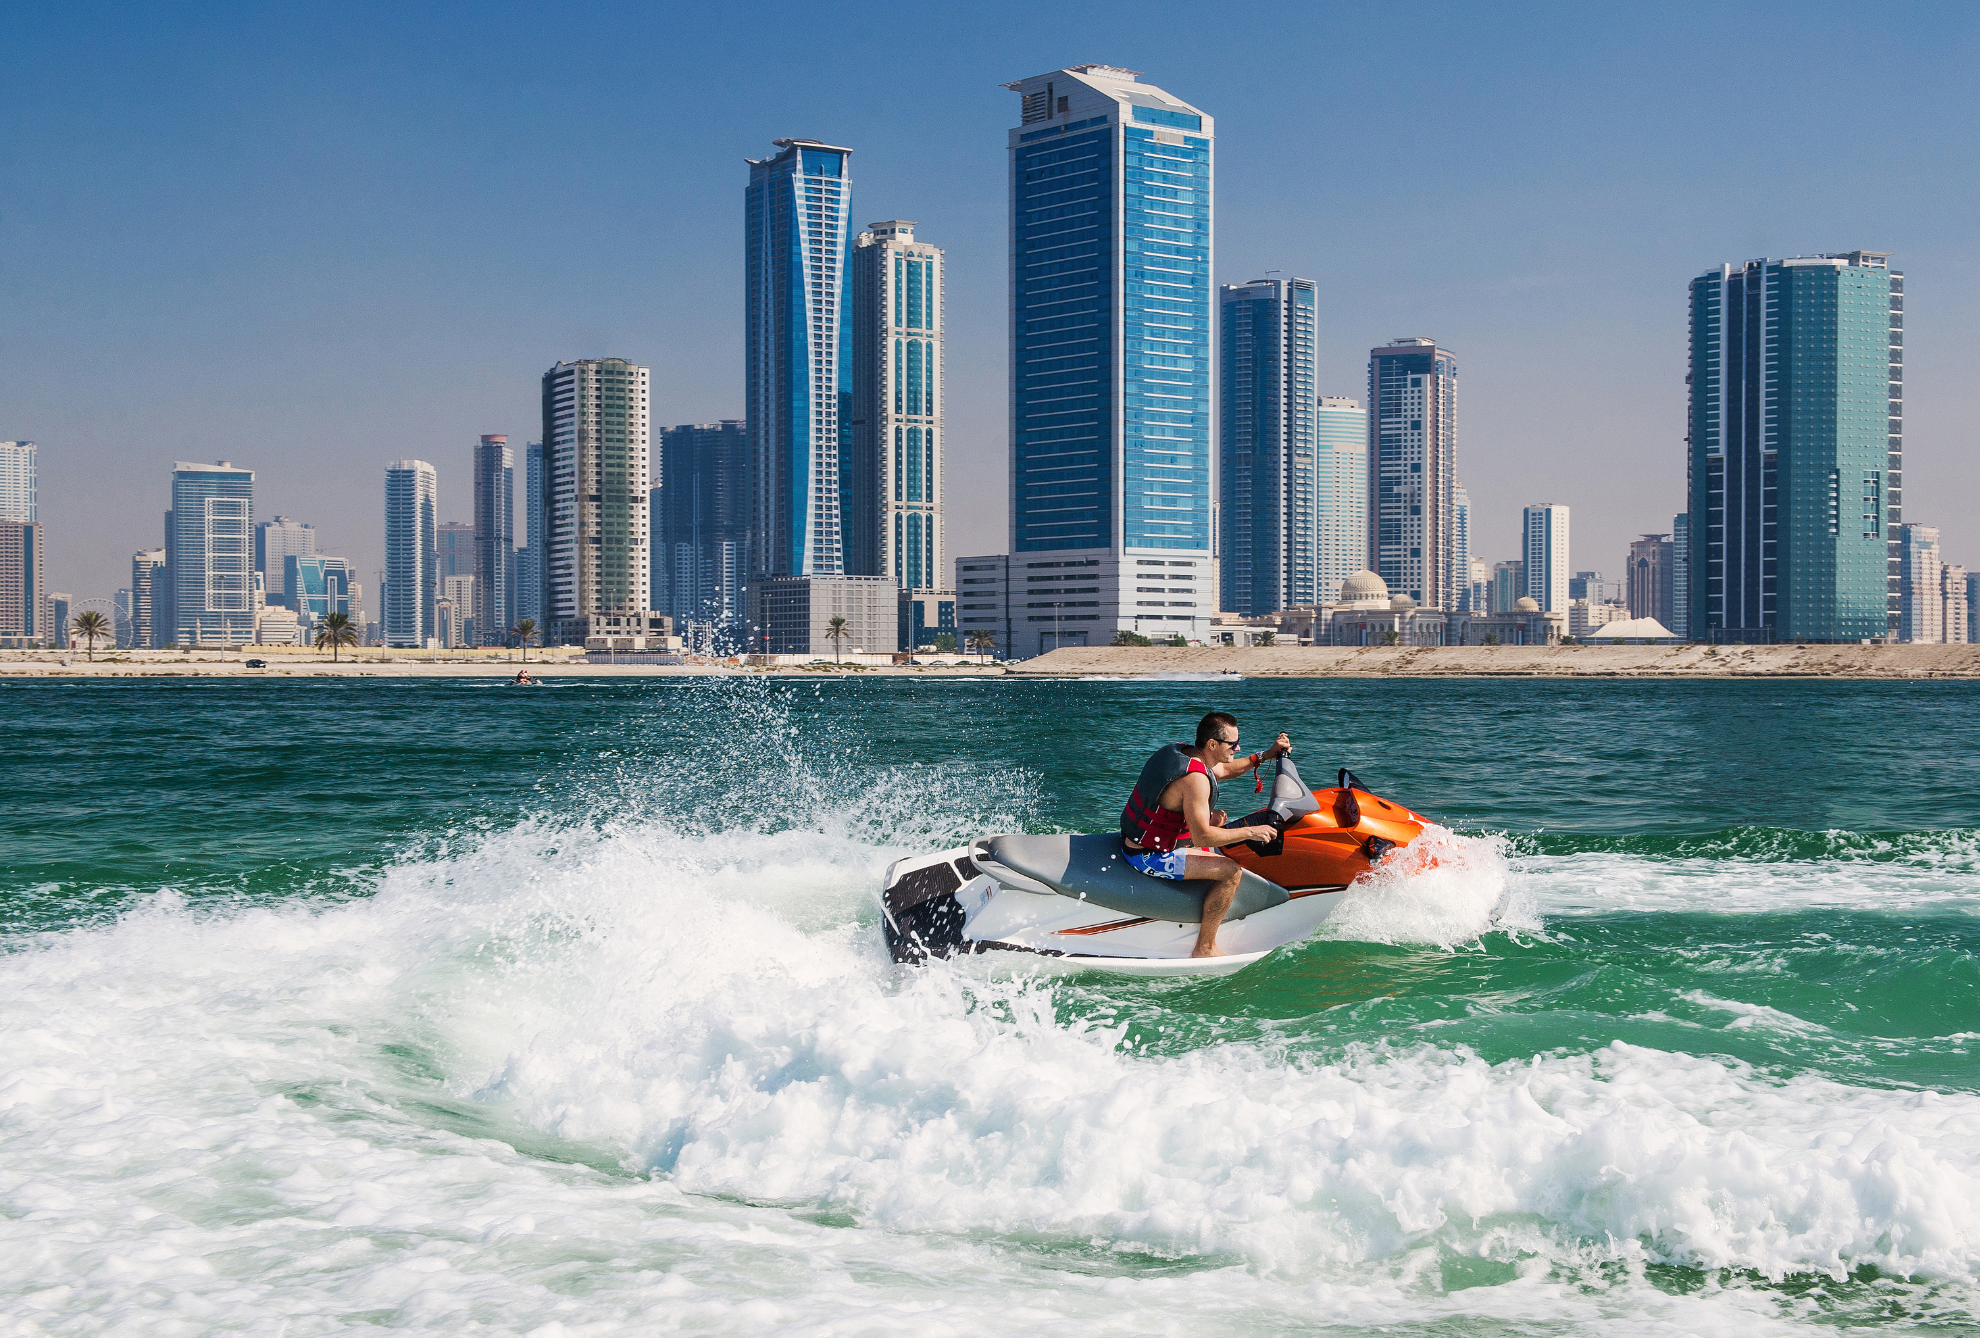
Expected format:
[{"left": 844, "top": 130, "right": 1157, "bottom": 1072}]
[{"left": 1586, "top": 617, "right": 1681, "bottom": 643}]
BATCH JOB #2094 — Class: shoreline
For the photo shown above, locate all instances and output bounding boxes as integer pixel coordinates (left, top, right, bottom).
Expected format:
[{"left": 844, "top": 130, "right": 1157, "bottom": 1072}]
[
  {"left": 1007, "top": 643, "right": 1980, "bottom": 679},
  {"left": 5, "top": 643, "right": 1980, "bottom": 679}
]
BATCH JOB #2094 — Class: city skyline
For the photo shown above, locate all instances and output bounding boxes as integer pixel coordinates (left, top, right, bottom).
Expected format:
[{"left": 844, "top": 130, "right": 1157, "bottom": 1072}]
[{"left": 5, "top": 6, "right": 1979, "bottom": 621}]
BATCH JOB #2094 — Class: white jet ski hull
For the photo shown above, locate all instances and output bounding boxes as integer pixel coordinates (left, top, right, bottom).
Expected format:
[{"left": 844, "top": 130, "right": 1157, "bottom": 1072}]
[{"left": 878, "top": 838, "right": 1351, "bottom": 978}]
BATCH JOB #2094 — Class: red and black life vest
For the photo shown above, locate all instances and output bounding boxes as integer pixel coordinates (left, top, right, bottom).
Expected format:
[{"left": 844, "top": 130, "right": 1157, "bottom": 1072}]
[{"left": 1120, "top": 743, "right": 1217, "bottom": 852}]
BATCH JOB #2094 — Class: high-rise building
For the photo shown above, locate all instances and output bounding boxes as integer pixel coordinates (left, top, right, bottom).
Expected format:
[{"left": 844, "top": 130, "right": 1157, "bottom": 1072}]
[
  {"left": 541, "top": 358, "right": 651, "bottom": 644},
  {"left": 1568, "top": 570, "right": 1618, "bottom": 603},
  {"left": 437, "top": 521, "right": 475, "bottom": 580},
  {"left": 51, "top": 593, "right": 72, "bottom": 647},
  {"left": 1491, "top": 559, "right": 1524, "bottom": 613},
  {"left": 168, "top": 461, "right": 256, "bottom": 646},
  {"left": 847, "top": 221, "right": 945, "bottom": 591},
  {"left": 1466, "top": 558, "right": 1491, "bottom": 616},
  {"left": 1002, "top": 64, "right": 1214, "bottom": 654},
  {"left": 130, "top": 549, "right": 165, "bottom": 648},
  {"left": 254, "top": 516, "right": 316, "bottom": 607},
  {"left": 1897, "top": 523, "right": 1941, "bottom": 644},
  {"left": 746, "top": 138, "right": 852, "bottom": 581},
  {"left": 473, "top": 435, "right": 513, "bottom": 644},
  {"left": 1671, "top": 513, "right": 1691, "bottom": 638},
  {"left": 1316, "top": 397, "right": 1368, "bottom": 606},
  {"left": 1368, "top": 339, "right": 1459, "bottom": 609},
  {"left": 655, "top": 421, "right": 751, "bottom": 639},
  {"left": 519, "top": 441, "right": 544, "bottom": 625},
  {"left": 439, "top": 574, "right": 475, "bottom": 648},
  {"left": 384, "top": 459, "right": 437, "bottom": 647},
  {"left": 1522, "top": 504, "right": 1570, "bottom": 613},
  {"left": 0, "top": 441, "right": 37, "bottom": 522},
  {"left": 1942, "top": 565, "right": 1970, "bottom": 644},
  {"left": 1968, "top": 572, "right": 1980, "bottom": 648},
  {"left": 1218, "top": 277, "right": 1316, "bottom": 616},
  {"left": 1687, "top": 251, "right": 1902, "bottom": 642},
  {"left": 1629, "top": 533, "right": 1676, "bottom": 628},
  {"left": 1452, "top": 482, "right": 1473, "bottom": 611},
  {"left": 0, "top": 521, "right": 50, "bottom": 646}
]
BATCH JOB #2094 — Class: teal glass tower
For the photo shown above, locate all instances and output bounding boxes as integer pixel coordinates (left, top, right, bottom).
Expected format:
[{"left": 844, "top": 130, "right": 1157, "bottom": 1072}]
[
  {"left": 1220, "top": 277, "right": 1316, "bottom": 615},
  {"left": 745, "top": 138, "right": 852, "bottom": 579},
  {"left": 1687, "top": 251, "right": 1902, "bottom": 642},
  {"left": 1003, "top": 65, "right": 1213, "bottom": 654}
]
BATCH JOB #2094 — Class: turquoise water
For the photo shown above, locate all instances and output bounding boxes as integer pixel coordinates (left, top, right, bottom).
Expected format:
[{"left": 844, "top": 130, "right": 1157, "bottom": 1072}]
[{"left": 2, "top": 676, "right": 1976, "bottom": 1334}]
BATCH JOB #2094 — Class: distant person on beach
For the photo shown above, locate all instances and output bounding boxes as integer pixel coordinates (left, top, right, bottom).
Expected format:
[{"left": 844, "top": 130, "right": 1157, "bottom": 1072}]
[{"left": 1119, "top": 711, "right": 1292, "bottom": 957}]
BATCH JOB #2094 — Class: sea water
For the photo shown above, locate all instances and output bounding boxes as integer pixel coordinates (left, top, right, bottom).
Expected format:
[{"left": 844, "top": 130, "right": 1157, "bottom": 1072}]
[{"left": 1, "top": 675, "right": 1975, "bottom": 1334}]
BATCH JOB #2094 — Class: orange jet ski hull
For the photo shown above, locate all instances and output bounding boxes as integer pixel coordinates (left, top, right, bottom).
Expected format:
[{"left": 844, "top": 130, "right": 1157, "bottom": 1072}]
[{"left": 1222, "top": 786, "right": 1432, "bottom": 893}]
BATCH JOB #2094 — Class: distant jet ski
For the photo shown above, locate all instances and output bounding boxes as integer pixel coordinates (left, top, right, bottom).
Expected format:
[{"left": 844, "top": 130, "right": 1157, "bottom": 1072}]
[{"left": 878, "top": 757, "right": 1429, "bottom": 976}]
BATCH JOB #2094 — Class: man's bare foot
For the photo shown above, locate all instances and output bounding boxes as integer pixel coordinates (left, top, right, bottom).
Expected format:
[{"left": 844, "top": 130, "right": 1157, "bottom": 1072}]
[{"left": 1190, "top": 942, "right": 1227, "bottom": 958}]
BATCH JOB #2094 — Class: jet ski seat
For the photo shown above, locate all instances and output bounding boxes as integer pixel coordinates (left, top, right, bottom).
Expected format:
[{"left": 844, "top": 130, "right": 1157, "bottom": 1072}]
[{"left": 976, "top": 834, "right": 1290, "bottom": 924}]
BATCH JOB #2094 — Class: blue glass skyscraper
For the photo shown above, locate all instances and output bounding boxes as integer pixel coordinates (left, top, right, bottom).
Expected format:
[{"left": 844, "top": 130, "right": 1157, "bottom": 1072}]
[
  {"left": 1687, "top": 251, "right": 1902, "bottom": 642},
  {"left": 1220, "top": 277, "right": 1316, "bottom": 615},
  {"left": 745, "top": 138, "right": 852, "bottom": 579},
  {"left": 473, "top": 434, "right": 512, "bottom": 644},
  {"left": 519, "top": 441, "right": 543, "bottom": 625},
  {"left": 1003, "top": 65, "right": 1213, "bottom": 655},
  {"left": 655, "top": 420, "right": 750, "bottom": 640}
]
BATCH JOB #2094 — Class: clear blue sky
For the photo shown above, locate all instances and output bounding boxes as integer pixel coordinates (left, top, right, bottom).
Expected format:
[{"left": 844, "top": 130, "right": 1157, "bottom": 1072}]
[{"left": 5, "top": 0, "right": 1976, "bottom": 605}]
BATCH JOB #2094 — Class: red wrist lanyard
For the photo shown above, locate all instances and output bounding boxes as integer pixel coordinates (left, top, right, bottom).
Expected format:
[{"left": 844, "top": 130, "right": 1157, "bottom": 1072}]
[{"left": 1252, "top": 753, "right": 1264, "bottom": 793}]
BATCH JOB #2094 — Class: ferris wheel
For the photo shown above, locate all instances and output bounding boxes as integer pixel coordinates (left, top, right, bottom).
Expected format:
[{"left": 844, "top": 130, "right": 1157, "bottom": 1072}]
[{"left": 68, "top": 597, "right": 117, "bottom": 652}]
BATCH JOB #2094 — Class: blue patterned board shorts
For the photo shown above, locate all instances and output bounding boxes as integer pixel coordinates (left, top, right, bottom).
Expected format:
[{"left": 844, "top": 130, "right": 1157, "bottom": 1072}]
[{"left": 1124, "top": 846, "right": 1191, "bottom": 880}]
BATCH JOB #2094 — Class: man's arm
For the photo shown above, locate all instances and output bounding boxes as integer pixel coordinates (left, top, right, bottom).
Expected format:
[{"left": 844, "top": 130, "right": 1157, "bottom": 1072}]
[
  {"left": 1210, "top": 731, "right": 1294, "bottom": 781},
  {"left": 1179, "top": 773, "right": 1274, "bottom": 849}
]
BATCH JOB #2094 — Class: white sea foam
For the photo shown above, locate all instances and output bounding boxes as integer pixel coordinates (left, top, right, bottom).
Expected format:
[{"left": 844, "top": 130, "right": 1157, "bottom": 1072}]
[
  {"left": 2, "top": 787, "right": 1977, "bottom": 1332},
  {"left": 1515, "top": 844, "right": 1980, "bottom": 917},
  {"left": 1316, "top": 825, "right": 1536, "bottom": 947}
]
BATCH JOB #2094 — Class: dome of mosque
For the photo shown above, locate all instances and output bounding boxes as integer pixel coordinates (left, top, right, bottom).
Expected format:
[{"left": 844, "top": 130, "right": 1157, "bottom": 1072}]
[
  {"left": 1514, "top": 596, "right": 1540, "bottom": 612},
  {"left": 1338, "top": 570, "right": 1390, "bottom": 605},
  {"left": 1390, "top": 594, "right": 1417, "bottom": 610}
]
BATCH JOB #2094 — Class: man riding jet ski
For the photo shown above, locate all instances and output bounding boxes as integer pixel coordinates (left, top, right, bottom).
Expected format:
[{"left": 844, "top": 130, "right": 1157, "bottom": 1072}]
[
  {"left": 878, "top": 710, "right": 1431, "bottom": 977},
  {"left": 1119, "top": 711, "right": 1295, "bottom": 957}
]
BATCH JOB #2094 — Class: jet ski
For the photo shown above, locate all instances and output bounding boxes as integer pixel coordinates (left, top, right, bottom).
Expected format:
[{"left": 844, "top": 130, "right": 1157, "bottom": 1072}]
[{"left": 878, "top": 756, "right": 1430, "bottom": 976}]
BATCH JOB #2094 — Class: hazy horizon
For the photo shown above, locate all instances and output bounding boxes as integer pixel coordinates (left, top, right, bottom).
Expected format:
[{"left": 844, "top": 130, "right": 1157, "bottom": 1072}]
[{"left": 5, "top": 0, "right": 1976, "bottom": 608}]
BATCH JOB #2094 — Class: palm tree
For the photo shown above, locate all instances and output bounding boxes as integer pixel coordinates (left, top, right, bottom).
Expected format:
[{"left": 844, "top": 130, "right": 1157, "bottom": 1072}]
[
  {"left": 966, "top": 630, "right": 996, "bottom": 663},
  {"left": 824, "top": 615, "right": 850, "bottom": 664},
  {"left": 509, "top": 619, "right": 539, "bottom": 662},
  {"left": 314, "top": 612, "right": 359, "bottom": 662},
  {"left": 71, "top": 609, "right": 109, "bottom": 661}
]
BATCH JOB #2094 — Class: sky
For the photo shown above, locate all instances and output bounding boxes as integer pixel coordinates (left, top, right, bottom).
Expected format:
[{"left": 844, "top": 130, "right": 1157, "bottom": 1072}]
[{"left": 5, "top": 0, "right": 1978, "bottom": 608}]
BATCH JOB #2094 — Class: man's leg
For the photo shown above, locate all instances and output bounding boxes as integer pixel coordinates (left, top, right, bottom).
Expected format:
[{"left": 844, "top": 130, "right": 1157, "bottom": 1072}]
[{"left": 1182, "top": 852, "right": 1243, "bottom": 957}]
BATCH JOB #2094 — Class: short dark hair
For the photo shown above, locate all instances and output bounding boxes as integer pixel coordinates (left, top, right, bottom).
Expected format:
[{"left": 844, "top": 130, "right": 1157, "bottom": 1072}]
[{"left": 1196, "top": 711, "right": 1239, "bottom": 746}]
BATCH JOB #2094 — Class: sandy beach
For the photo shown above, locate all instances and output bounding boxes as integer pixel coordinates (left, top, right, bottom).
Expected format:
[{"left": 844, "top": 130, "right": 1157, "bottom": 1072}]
[
  {"left": 1008, "top": 642, "right": 1980, "bottom": 678},
  {"left": 0, "top": 647, "right": 1007, "bottom": 678},
  {"left": 6, "top": 642, "right": 1980, "bottom": 678}
]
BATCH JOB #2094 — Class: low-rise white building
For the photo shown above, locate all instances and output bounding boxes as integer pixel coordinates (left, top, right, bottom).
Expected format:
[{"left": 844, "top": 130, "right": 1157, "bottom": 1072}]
[{"left": 745, "top": 576, "right": 897, "bottom": 656}]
